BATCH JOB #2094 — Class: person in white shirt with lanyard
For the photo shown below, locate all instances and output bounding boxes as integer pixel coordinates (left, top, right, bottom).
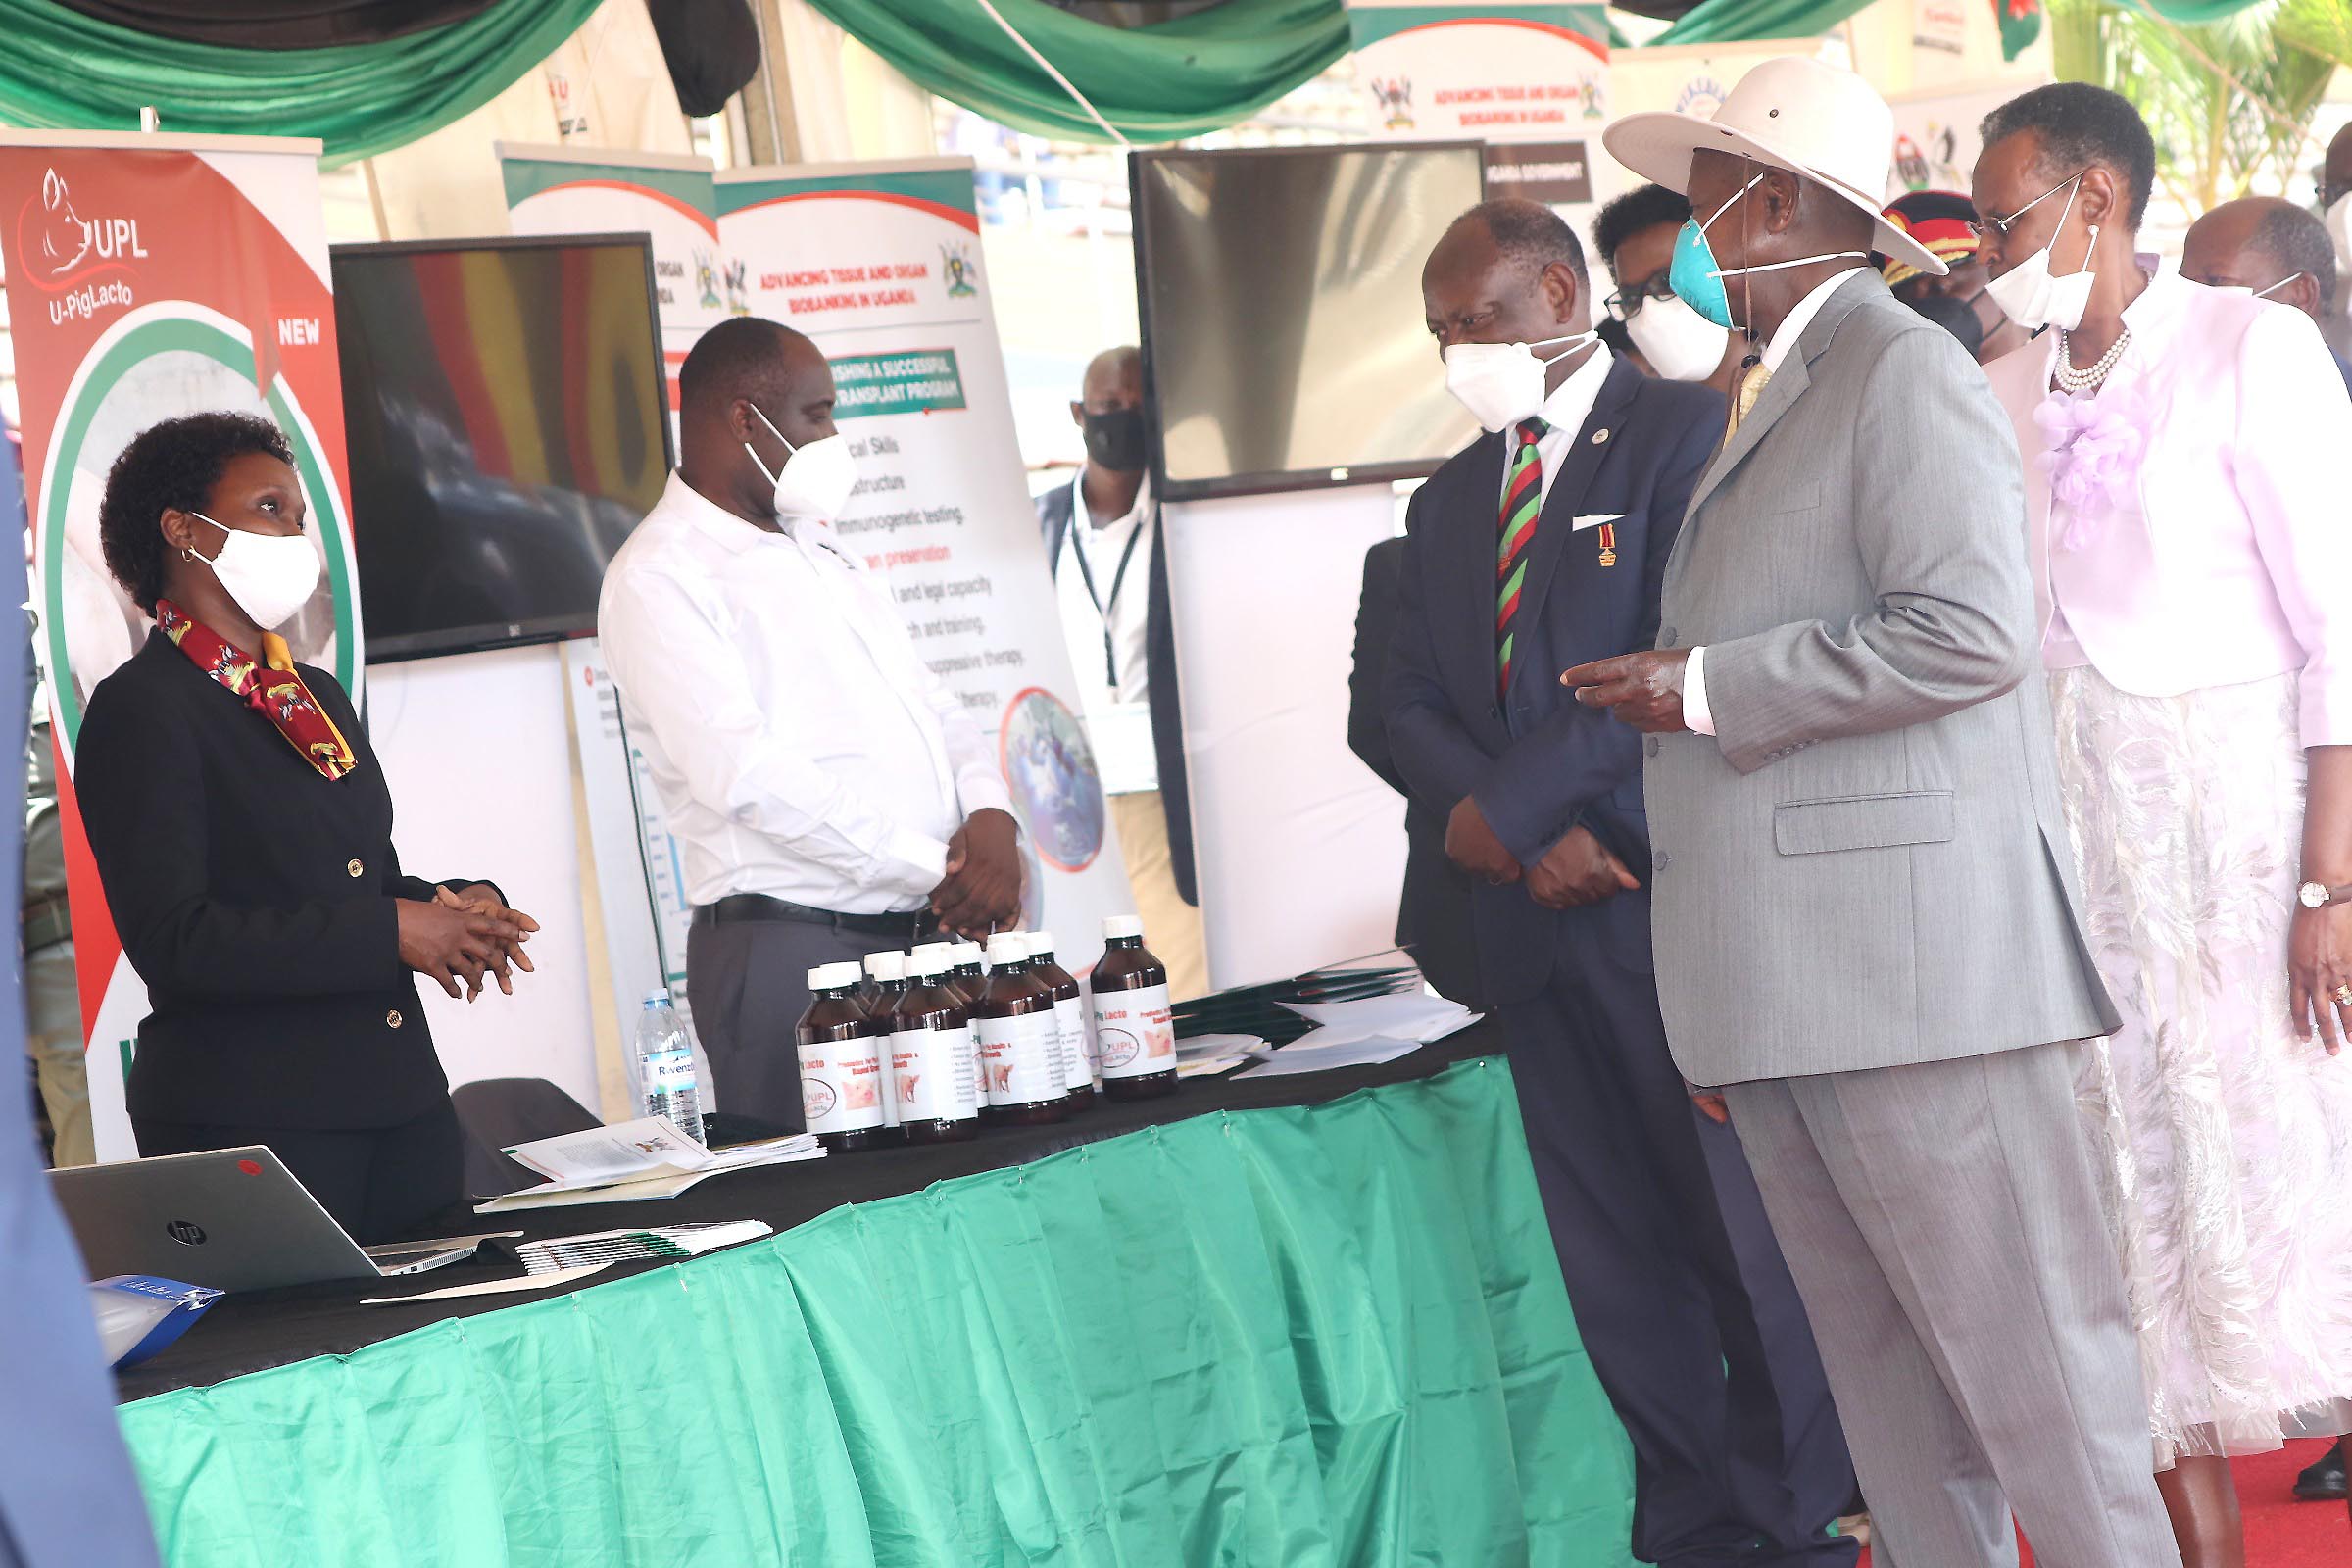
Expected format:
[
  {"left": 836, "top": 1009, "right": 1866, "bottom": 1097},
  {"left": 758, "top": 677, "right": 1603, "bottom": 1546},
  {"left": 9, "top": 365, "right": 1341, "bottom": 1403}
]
[
  {"left": 1035, "top": 346, "right": 1207, "bottom": 1000},
  {"left": 600, "top": 318, "right": 1023, "bottom": 1134}
]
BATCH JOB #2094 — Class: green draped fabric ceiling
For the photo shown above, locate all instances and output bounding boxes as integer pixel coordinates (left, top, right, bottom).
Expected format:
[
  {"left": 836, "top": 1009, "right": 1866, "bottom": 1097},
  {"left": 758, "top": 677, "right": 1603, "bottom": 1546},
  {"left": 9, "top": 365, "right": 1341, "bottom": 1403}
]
[
  {"left": 1648, "top": 0, "right": 1876, "bottom": 46},
  {"left": 0, "top": 0, "right": 604, "bottom": 165},
  {"left": 120, "top": 1062, "right": 1636, "bottom": 1567},
  {"left": 802, "top": 0, "right": 1351, "bottom": 142}
]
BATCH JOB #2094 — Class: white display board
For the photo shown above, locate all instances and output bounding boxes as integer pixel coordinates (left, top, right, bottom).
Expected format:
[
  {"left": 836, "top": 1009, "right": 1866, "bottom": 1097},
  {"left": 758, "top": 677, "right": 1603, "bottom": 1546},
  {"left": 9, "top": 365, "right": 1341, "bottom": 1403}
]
[{"left": 1162, "top": 486, "right": 1408, "bottom": 988}]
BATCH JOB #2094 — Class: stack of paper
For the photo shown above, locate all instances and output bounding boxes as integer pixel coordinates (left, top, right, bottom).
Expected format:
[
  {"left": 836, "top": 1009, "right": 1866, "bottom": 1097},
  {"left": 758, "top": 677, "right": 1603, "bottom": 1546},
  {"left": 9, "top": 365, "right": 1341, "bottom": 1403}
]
[
  {"left": 1236, "top": 993, "right": 1484, "bottom": 1079},
  {"left": 474, "top": 1118, "right": 824, "bottom": 1213},
  {"left": 1174, "top": 1033, "right": 1270, "bottom": 1079}
]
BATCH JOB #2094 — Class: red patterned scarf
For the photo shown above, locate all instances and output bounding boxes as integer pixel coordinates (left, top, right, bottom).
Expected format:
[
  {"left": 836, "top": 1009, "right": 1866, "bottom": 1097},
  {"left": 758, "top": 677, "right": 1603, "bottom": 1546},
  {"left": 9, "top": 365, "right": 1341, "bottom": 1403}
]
[{"left": 156, "top": 600, "right": 358, "bottom": 781}]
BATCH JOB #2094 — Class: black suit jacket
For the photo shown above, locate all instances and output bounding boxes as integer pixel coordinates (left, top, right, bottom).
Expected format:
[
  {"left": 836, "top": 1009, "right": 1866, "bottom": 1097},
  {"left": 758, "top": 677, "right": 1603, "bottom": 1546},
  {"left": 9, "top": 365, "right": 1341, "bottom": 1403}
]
[
  {"left": 1348, "top": 538, "right": 1485, "bottom": 1008},
  {"left": 75, "top": 630, "right": 477, "bottom": 1131},
  {"left": 1035, "top": 477, "right": 1196, "bottom": 906},
  {"left": 1385, "top": 357, "right": 1722, "bottom": 1006}
]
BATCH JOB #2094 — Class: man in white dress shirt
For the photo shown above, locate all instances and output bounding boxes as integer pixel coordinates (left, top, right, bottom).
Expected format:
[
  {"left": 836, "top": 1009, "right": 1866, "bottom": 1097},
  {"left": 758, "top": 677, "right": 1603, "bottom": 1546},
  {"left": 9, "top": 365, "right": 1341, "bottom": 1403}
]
[
  {"left": 1034, "top": 347, "right": 1206, "bottom": 999},
  {"left": 600, "top": 318, "right": 1022, "bottom": 1132}
]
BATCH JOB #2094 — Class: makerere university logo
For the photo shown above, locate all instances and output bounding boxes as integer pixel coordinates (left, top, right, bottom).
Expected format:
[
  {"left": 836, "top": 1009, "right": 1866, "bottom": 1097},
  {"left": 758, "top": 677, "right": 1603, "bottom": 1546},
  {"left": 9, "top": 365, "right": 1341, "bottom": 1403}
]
[{"left": 19, "top": 167, "right": 148, "bottom": 290}]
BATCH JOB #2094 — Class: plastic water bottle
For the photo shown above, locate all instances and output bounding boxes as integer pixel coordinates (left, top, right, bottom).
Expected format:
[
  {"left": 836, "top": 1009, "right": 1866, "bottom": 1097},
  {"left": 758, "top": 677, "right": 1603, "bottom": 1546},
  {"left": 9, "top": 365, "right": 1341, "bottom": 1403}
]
[{"left": 635, "top": 988, "right": 705, "bottom": 1145}]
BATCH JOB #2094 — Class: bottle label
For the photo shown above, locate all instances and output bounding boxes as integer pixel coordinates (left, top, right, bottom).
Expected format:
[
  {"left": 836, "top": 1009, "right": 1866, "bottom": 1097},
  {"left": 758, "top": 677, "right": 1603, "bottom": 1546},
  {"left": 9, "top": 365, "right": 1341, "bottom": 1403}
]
[
  {"left": 1092, "top": 983, "right": 1175, "bottom": 1080},
  {"left": 1053, "top": 996, "right": 1093, "bottom": 1091},
  {"left": 976, "top": 1008, "right": 1061, "bottom": 1107},
  {"left": 801, "top": 1030, "right": 886, "bottom": 1135},
  {"left": 644, "top": 1046, "right": 696, "bottom": 1095},
  {"left": 891, "top": 1023, "right": 978, "bottom": 1123}
]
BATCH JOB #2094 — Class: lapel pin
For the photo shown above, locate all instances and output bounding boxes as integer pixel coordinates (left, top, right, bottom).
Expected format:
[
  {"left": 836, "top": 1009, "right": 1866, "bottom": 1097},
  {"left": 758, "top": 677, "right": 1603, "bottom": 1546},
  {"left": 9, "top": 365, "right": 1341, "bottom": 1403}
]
[
  {"left": 1597, "top": 522, "right": 1618, "bottom": 568},
  {"left": 1592, "top": 428, "right": 1610, "bottom": 444}
]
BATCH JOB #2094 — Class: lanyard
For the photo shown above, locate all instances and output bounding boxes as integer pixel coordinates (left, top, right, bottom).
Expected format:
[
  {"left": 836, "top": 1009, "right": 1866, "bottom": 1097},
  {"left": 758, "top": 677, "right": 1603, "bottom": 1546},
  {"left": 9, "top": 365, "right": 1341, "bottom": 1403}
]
[{"left": 1068, "top": 511, "right": 1146, "bottom": 690}]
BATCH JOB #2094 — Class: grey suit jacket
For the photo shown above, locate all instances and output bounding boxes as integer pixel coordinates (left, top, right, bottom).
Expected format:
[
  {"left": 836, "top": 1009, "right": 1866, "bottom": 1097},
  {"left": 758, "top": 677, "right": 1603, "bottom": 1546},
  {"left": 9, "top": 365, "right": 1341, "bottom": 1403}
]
[{"left": 1643, "top": 273, "right": 2118, "bottom": 1086}]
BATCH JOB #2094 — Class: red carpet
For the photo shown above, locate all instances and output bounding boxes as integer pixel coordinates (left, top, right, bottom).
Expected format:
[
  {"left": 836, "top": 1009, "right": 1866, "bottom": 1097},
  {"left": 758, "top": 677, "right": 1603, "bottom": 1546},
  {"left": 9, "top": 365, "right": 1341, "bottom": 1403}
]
[{"left": 1853, "top": 1440, "right": 2347, "bottom": 1566}]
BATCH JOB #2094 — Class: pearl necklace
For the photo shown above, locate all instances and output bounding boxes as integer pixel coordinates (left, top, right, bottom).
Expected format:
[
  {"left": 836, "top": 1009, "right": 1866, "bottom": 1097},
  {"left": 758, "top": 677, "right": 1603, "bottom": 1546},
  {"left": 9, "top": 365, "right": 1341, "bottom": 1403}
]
[{"left": 2054, "top": 326, "right": 2131, "bottom": 394}]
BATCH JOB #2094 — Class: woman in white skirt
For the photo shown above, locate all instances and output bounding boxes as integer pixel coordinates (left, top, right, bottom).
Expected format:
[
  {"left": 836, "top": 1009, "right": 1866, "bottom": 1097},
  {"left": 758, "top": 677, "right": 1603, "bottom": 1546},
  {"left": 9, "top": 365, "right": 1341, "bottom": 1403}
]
[{"left": 1975, "top": 85, "right": 2352, "bottom": 1567}]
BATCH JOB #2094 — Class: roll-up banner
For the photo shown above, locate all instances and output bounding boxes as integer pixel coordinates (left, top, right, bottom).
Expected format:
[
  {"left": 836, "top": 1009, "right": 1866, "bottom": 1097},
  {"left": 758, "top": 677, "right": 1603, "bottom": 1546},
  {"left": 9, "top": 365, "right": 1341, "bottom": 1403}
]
[
  {"left": 0, "top": 131, "right": 359, "bottom": 1160},
  {"left": 1348, "top": 2, "right": 1612, "bottom": 227},
  {"left": 716, "top": 158, "right": 1135, "bottom": 975}
]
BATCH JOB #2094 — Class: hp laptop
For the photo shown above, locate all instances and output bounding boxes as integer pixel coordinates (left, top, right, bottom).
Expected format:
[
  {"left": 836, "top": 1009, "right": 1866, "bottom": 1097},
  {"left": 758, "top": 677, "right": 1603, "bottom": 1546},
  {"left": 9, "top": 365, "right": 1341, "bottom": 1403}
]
[{"left": 52, "top": 1145, "right": 507, "bottom": 1293}]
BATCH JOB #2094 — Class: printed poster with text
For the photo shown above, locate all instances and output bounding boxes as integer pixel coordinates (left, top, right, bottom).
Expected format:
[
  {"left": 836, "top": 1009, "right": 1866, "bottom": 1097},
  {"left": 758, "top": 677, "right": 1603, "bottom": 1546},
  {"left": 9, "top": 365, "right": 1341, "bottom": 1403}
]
[
  {"left": 1348, "top": 3, "right": 1612, "bottom": 232},
  {"left": 717, "top": 158, "right": 1133, "bottom": 974},
  {"left": 0, "top": 132, "right": 359, "bottom": 1159}
]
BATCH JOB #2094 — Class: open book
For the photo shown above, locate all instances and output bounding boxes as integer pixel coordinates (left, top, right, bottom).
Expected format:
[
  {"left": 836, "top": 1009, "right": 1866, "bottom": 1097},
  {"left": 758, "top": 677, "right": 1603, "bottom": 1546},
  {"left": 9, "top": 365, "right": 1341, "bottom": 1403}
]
[{"left": 473, "top": 1117, "right": 824, "bottom": 1213}]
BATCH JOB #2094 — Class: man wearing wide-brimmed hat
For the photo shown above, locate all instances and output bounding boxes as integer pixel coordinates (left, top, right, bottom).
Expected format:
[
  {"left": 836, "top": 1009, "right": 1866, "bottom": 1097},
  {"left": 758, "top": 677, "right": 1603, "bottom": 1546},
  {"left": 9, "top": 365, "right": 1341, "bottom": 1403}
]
[{"left": 1565, "top": 56, "right": 2181, "bottom": 1567}]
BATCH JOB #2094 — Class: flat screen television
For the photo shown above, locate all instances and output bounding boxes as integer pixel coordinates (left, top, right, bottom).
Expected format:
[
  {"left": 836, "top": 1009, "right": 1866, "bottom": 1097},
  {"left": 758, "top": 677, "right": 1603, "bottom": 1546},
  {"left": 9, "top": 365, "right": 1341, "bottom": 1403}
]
[
  {"left": 329, "top": 234, "right": 670, "bottom": 662},
  {"left": 1130, "top": 142, "right": 1486, "bottom": 501}
]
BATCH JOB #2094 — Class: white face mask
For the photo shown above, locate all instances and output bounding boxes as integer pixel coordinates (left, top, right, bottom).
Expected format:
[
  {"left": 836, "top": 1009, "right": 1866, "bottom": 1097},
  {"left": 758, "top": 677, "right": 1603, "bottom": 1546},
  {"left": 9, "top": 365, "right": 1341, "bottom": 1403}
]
[
  {"left": 2328, "top": 193, "right": 2352, "bottom": 286},
  {"left": 2211, "top": 274, "right": 2301, "bottom": 302},
  {"left": 745, "top": 404, "right": 858, "bottom": 522},
  {"left": 1984, "top": 174, "right": 2096, "bottom": 332},
  {"left": 1443, "top": 331, "right": 1595, "bottom": 433},
  {"left": 190, "top": 513, "right": 319, "bottom": 630},
  {"left": 1625, "top": 292, "right": 1731, "bottom": 382}
]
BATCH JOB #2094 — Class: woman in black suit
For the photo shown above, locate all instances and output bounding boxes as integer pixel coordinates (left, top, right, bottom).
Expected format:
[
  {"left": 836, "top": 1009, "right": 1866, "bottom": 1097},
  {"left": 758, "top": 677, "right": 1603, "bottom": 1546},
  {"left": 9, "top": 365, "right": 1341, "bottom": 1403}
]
[{"left": 74, "top": 413, "right": 538, "bottom": 1243}]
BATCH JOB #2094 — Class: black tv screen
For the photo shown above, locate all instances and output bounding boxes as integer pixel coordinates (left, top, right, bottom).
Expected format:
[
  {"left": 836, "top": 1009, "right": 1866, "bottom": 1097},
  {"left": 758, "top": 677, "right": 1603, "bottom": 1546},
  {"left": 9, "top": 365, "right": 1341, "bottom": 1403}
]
[
  {"left": 1131, "top": 142, "right": 1486, "bottom": 501},
  {"left": 329, "top": 235, "right": 670, "bottom": 662}
]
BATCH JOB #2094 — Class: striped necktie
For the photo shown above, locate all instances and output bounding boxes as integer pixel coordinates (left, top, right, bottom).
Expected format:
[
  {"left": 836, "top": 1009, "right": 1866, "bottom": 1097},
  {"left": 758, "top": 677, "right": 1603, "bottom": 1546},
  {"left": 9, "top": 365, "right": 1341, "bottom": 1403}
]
[{"left": 1495, "top": 416, "right": 1548, "bottom": 697}]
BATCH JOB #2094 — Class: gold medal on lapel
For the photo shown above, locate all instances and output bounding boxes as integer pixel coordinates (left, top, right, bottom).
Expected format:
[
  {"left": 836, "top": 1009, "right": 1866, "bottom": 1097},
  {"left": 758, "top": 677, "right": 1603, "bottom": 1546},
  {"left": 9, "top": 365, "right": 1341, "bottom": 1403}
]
[{"left": 1596, "top": 522, "right": 1618, "bottom": 568}]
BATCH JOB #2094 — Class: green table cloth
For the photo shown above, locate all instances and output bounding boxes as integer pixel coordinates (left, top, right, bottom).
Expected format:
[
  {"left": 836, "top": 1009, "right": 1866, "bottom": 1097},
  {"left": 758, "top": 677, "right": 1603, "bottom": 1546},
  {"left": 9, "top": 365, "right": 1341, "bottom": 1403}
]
[{"left": 118, "top": 1058, "right": 1637, "bottom": 1566}]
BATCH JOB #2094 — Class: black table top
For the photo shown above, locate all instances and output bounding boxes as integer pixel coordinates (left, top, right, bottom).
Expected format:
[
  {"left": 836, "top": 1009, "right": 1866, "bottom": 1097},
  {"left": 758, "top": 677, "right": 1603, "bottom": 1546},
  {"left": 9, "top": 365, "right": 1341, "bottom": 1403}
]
[{"left": 117, "top": 1020, "right": 1506, "bottom": 1401}]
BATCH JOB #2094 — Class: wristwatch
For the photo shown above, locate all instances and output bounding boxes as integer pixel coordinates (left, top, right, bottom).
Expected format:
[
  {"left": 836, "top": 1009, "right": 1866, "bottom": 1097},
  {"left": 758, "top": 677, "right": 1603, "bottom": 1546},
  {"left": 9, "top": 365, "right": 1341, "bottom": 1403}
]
[{"left": 2298, "top": 880, "right": 2352, "bottom": 909}]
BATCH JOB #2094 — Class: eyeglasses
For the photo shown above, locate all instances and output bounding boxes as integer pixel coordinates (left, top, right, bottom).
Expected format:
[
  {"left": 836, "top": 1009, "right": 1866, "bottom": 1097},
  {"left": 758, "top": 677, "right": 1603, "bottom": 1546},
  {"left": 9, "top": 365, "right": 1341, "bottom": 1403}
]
[
  {"left": 1966, "top": 172, "right": 2082, "bottom": 241},
  {"left": 1604, "top": 272, "right": 1677, "bottom": 322}
]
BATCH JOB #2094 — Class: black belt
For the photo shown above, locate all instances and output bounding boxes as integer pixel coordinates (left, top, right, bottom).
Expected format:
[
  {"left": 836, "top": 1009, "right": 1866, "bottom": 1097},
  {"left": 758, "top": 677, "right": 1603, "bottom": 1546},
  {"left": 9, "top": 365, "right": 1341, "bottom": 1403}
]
[{"left": 692, "top": 894, "right": 932, "bottom": 941}]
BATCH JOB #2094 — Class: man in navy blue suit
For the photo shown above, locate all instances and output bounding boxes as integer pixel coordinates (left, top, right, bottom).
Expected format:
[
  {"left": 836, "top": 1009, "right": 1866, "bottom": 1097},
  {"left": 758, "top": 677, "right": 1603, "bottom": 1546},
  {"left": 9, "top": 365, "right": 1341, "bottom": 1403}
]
[
  {"left": 0, "top": 418, "right": 160, "bottom": 1567},
  {"left": 1385, "top": 199, "right": 1857, "bottom": 1567}
]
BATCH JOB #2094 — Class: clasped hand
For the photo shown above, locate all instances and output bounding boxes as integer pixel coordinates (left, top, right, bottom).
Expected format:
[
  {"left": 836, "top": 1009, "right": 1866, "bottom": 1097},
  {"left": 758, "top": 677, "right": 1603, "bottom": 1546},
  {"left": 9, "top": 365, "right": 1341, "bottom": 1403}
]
[
  {"left": 930, "top": 807, "right": 1023, "bottom": 940},
  {"left": 1446, "top": 799, "right": 1638, "bottom": 909},
  {"left": 397, "top": 884, "right": 539, "bottom": 1002}
]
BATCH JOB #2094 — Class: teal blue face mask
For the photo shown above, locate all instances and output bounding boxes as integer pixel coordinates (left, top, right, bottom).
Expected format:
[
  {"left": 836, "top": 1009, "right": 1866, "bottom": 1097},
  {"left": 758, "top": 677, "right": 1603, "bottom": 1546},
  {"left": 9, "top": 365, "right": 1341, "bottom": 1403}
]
[
  {"left": 1670, "top": 175, "right": 1761, "bottom": 329},
  {"left": 1668, "top": 170, "right": 1869, "bottom": 331}
]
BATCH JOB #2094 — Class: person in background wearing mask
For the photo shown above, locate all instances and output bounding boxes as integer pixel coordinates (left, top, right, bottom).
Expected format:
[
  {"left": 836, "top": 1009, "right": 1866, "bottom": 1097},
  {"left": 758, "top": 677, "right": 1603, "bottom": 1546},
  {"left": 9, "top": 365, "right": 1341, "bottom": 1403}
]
[
  {"left": 1578, "top": 58, "right": 2181, "bottom": 1566},
  {"left": 1034, "top": 347, "right": 1205, "bottom": 1000},
  {"left": 1975, "top": 83, "right": 2352, "bottom": 1566},
  {"left": 1389, "top": 197, "right": 1858, "bottom": 1568},
  {"left": 74, "top": 414, "right": 535, "bottom": 1243},
  {"left": 1875, "top": 189, "right": 2029, "bottom": 365},
  {"left": 1592, "top": 183, "right": 1742, "bottom": 393},
  {"left": 600, "top": 318, "right": 1022, "bottom": 1133},
  {"left": 2181, "top": 195, "right": 2352, "bottom": 398}
]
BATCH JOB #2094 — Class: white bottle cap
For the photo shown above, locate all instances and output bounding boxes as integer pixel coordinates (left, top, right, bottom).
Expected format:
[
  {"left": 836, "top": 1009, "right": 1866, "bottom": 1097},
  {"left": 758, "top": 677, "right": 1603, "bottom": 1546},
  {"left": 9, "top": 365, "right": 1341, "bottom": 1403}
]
[
  {"left": 864, "top": 951, "right": 906, "bottom": 983},
  {"left": 952, "top": 941, "right": 985, "bottom": 964},
  {"left": 907, "top": 948, "right": 951, "bottom": 979},
  {"left": 1102, "top": 914, "right": 1145, "bottom": 940},
  {"left": 643, "top": 988, "right": 671, "bottom": 1008},
  {"left": 985, "top": 931, "right": 1029, "bottom": 966},
  {"left": 811, "top": 961, "right": 863, "bottom": 992},
  {"left": 1027, "top": 930, "right": 1056, "bottom": 957}
]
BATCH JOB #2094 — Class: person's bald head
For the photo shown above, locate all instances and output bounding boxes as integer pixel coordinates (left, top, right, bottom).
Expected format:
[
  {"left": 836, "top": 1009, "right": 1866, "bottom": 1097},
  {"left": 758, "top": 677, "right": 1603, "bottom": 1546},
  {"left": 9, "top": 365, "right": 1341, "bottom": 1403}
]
[
  {"left": 1422, "top": 199, "right": 1591, "bottom": 388},
  {"left": 2182, "top": 196, "right": 2336, "bottom": 321},
  {"left": 1079, "top": 346, "right": 1141, "bottom": 411},
  {"left": 676, "top": 316, "right": 838, "bottom": 525},
  {"left": 2325, "top": 122, "right": 2352, "bottom": 210}
]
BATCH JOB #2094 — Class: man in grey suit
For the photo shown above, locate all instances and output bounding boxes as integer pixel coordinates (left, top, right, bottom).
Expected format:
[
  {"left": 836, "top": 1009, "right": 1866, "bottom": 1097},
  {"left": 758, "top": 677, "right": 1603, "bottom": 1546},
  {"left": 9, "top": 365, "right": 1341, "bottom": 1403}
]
[{"left": 1568, "top": 60, "right": 2181, "bottom": 1566}]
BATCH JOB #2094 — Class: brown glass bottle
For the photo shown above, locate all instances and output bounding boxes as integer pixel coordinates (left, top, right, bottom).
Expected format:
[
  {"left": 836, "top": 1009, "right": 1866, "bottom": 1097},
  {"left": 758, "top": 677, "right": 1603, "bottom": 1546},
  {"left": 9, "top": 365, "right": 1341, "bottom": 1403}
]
[
  {"left": 974, "top": 932, "right": 1068, "bottom": 1124},
  {"left": 1025, "top": 932, "right": 1095, "bottom": 1111},
  {"left": 797, "top": 961, "right": 891, "bottom": 1151},
  {"left": 889, "top": 955, "right": 980, "bottom": 1145},
  {"left": 948, "top": 942, "right": 989, "bottom": 1006},
  {"left": 1091, "top": 915, "right": 1177, "bottom": 1101}
]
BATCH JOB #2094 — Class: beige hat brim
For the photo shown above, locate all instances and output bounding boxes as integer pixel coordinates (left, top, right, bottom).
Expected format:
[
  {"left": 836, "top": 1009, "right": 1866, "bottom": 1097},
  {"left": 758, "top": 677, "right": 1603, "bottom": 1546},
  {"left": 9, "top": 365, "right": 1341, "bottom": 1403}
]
[{"left": 1601, "top": 110, "right": 1948, "bottom": 278}]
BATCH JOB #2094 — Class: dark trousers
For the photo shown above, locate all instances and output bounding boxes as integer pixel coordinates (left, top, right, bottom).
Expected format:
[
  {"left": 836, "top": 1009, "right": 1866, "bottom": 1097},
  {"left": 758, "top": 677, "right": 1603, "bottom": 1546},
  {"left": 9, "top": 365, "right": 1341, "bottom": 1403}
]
[
  {"left": 1506, "top": 944, "right": 1858, "bottom": 1568},
  {"left": 687, "top": 912, "right": 912, "bottom": 1135},
  {"left": 132, "top": 1098, "right": 464, "bottom": 1247}
]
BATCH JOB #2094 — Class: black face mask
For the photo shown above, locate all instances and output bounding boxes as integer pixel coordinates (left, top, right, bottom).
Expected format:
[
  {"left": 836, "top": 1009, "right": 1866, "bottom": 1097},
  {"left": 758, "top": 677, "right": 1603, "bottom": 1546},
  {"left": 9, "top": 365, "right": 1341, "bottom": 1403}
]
[{"left": 1082, "top": 407, "right": 1149, "bottom": 472}]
